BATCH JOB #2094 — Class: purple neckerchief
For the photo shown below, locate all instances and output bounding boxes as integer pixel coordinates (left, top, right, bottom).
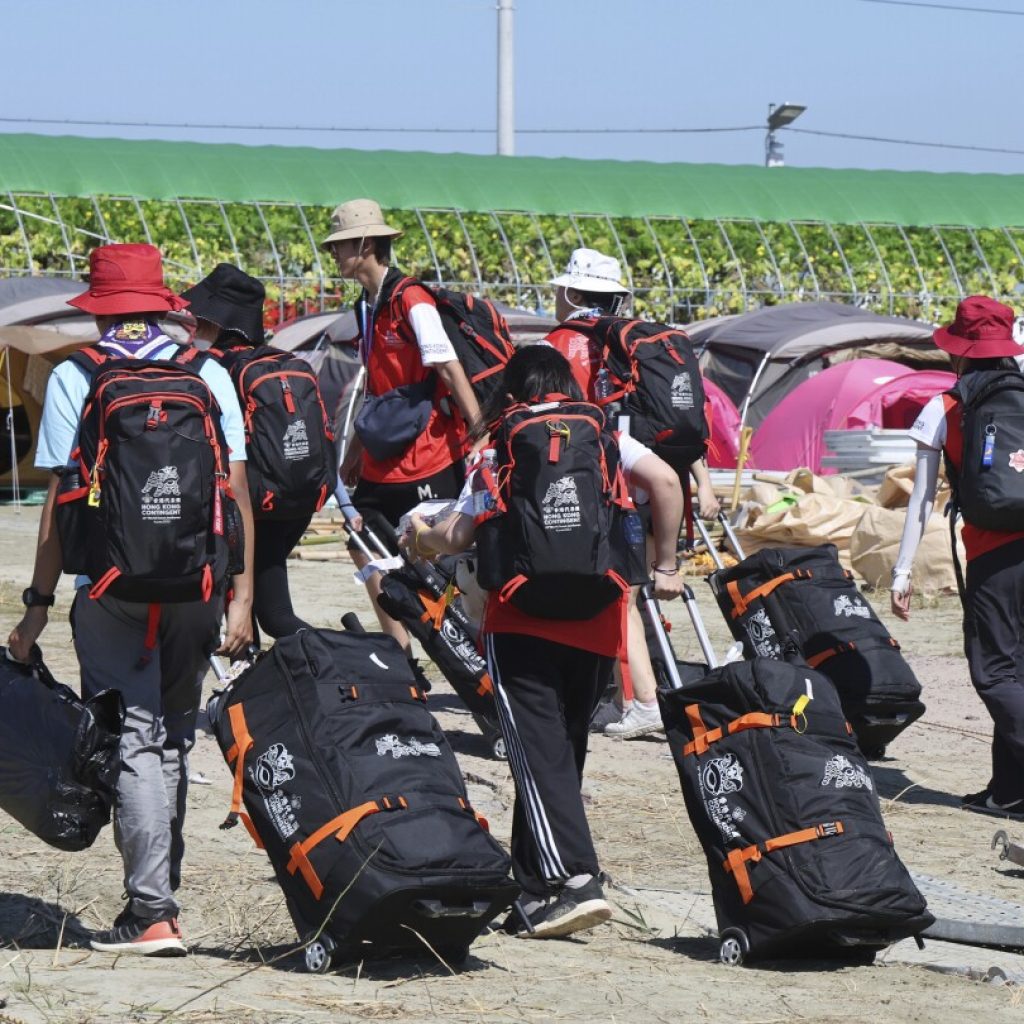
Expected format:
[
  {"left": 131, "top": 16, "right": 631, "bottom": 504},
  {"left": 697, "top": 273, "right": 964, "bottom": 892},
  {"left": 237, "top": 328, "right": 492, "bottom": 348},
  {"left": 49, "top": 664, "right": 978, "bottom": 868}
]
[{"left": 96, "top": 319, "right": 176, "bottom": 359}]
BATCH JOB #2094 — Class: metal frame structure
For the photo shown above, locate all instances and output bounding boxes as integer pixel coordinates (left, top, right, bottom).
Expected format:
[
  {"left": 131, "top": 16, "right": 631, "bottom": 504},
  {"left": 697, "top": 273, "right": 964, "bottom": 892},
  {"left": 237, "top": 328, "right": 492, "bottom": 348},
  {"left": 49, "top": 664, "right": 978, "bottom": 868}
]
[{"left": 2, "top": 192, "right": 1022, "bottom": 325}]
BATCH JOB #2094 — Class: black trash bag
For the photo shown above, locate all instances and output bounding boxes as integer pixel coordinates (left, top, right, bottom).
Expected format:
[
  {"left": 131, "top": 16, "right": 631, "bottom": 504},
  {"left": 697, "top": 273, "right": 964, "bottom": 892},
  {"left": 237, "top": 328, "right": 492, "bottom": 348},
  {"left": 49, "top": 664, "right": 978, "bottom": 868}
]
[{"left": 0, "top": 648, "right": 124, "bottom": 851}]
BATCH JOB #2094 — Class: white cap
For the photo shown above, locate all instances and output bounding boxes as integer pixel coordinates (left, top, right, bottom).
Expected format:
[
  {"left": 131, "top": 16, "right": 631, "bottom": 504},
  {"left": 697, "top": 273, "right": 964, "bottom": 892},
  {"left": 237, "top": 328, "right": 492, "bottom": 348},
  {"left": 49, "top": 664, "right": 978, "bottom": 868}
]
[{"left": 551, "top": 247, "right": 629, "bottom": 294}]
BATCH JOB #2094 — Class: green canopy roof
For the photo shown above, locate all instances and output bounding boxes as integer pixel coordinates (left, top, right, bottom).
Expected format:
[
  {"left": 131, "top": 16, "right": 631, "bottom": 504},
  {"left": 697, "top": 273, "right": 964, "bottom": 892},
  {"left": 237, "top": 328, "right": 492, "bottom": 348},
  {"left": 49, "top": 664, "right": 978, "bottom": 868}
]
[{"left": 1, "top": 132, "right": 1023, "bottom": 228}]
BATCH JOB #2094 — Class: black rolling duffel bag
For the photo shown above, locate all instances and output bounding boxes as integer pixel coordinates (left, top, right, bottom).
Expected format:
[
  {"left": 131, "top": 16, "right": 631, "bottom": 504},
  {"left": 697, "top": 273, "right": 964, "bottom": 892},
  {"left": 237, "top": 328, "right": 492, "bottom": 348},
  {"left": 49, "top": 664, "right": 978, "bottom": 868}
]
[
  {"left": 656, "top": 648, "right": 933, "bottom": 963},
  {"left": 0, "top": 647, "right": 123, "bottom": 851},
  {"left": 706, "top": 543, "right": 924, "bottom": 757},
  {"left": 377, "top": 556, "right": 504, "bottom": 759},
  {"left": 208, "top": 628, "right": 517, "bottom": 971}
]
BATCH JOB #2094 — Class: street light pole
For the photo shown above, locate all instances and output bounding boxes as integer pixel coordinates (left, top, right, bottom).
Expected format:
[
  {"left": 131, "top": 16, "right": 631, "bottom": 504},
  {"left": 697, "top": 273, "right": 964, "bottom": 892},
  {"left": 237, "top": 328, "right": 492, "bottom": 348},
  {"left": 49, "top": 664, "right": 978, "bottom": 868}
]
[
  {"left": 764, "top": 102, "right": 807, "bottom": 168},
  {"left": 497, "top": 0, "right": 515, "bottom": 156}
]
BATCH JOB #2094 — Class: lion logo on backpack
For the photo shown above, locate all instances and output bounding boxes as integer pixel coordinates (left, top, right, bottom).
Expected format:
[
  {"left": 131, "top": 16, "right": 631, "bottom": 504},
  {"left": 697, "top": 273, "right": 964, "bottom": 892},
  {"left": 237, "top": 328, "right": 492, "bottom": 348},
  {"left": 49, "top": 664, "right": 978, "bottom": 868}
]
[
  {"left": 140, "top": 465, "right": 182, "bottom": 524},
  {"left": 282, "top": 420, "right": 310, "bottom": 461},
  {"left": 253, "top": 743, "right": 296, "bottom": 791},
  {"left": 820, "top": 754, "right": 873, "bottom": 791},
  {"left": 541, "top": 475, "right": 582, "bottom": 532},
  {"left": 833, "top": 594, "right": 870, "bottom": 619},
  {"left": 375, "top": 734, "right": 442, "bottom": 759},
  {"left": 670, "top": 372, "right": 695, "bottom": 410}
]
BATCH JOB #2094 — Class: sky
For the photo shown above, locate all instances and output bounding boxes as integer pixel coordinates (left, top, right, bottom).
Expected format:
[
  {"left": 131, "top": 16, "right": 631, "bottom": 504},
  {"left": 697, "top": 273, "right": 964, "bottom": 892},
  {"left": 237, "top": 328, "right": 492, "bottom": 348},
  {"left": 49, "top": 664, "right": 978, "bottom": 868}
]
[{"left": 1, "top": 0, "right": 1022, "bottom": 175}]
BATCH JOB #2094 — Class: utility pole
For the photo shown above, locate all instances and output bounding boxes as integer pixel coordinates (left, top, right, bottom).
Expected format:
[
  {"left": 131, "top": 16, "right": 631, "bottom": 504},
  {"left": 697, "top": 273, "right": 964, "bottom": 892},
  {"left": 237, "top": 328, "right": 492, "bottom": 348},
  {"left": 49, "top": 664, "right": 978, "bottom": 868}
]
[{"left": 497, "top": 0, "right": 515, "bottom": 156}]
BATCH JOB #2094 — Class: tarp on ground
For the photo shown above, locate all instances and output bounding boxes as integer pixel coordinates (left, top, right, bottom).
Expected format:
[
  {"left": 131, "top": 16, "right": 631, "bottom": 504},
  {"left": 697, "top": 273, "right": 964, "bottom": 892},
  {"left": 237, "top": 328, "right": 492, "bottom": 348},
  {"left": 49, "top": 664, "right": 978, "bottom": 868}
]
[
  {"left": 749, "top": 359, "right": 955, "bottom": 473},
  {"left": 689, "top": 302, "right": 941, "bottom": 428}
]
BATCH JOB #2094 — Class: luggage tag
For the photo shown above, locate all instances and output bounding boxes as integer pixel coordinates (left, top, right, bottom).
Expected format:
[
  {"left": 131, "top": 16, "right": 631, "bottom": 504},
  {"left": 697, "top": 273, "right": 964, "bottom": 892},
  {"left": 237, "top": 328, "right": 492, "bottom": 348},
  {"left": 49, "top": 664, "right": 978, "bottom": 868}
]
[{"left": 982, "top": 425, "right": 996, "bottom": 469}]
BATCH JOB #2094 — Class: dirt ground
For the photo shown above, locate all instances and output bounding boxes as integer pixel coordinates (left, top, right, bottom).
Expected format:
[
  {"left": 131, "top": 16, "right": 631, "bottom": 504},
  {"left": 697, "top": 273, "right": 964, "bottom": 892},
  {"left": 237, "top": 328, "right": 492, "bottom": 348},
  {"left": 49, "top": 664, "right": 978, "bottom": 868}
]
[{"left": 0, "top": 504, "right": 1021, "bottom": 1024}]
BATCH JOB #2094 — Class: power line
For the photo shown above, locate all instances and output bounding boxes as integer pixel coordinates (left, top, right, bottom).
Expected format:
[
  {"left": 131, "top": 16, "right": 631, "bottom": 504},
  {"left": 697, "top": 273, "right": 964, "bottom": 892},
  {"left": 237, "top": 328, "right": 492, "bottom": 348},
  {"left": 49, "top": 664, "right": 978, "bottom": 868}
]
[
  {"left": 856, "top": 0, "right": 1024, "bottom": 14},
  {"left": 786, "top": 126, "right": 1024, "bottom": 156},
  {"left": 4, "top": 115, "right": 1023, "bottom": 156},
  {"left": 0, "top": 115, "right": 762, "bottom": 136}
]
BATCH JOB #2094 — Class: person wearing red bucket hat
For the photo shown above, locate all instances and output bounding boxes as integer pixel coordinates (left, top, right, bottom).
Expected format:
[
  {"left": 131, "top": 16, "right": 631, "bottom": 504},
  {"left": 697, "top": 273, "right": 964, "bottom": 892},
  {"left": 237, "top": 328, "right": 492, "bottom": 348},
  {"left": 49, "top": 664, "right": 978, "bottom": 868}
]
[
  {"left": 892, "top": 295, "right": 1024, "bottom": 822},
  {"left": 67, "top": 242, "right": 190, "bottom": 317},
  {"left": 8, "top": 242, "right": 256, "bottom": 956}
]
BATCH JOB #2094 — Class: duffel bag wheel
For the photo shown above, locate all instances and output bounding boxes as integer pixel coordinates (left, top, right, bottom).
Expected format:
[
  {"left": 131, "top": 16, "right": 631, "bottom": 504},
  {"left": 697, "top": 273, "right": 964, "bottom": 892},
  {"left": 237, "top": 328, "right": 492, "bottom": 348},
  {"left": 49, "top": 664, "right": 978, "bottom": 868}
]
[
  {"left": 304, "top": 933, "right": 336, "bottom": 974},
  {"left": 492, "top": 735, "right": 508, "bottom": 760},
  {"left": 719, "top": 929, "right": 748, "bottom": 966},
  {"left": 439, "top": 945, "right": 470, "bottom": 967}
]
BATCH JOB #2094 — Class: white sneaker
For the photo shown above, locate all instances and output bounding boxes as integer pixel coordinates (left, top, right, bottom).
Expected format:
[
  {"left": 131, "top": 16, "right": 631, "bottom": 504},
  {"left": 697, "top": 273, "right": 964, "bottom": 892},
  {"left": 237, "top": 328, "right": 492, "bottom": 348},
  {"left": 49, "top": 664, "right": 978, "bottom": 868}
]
[{"left": 604, "top": 703, "right": 663, "bottom": 739}]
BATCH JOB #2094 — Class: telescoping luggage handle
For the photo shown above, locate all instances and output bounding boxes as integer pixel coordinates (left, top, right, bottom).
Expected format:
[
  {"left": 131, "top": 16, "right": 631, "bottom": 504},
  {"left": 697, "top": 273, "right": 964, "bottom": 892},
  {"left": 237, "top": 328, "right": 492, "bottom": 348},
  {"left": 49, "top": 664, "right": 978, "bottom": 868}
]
[
  {"left": 639, "top": 583, "right": 718, "bottom": 692},
  {"left": 693, "top": 511, "right": 747, "bottom": 570}
]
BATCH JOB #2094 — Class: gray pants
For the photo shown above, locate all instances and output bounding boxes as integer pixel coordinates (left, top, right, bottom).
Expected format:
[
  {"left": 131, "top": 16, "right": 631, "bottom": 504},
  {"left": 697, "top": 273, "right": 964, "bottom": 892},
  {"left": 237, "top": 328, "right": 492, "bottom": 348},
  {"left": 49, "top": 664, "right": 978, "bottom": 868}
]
[{"left": 73, "top": 590, "right": 222, "bottom": 920}]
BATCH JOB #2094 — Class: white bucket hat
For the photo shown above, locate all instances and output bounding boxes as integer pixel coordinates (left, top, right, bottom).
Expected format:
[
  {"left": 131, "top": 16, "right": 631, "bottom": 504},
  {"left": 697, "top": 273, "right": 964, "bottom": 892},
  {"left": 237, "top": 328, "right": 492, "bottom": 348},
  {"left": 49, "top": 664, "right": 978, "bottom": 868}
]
[
  {"left": 321, "top": 198, "right": 403, "bottom": 248},
  {"left": 551, "top": 247, "right": 629, "bottom": 294}
]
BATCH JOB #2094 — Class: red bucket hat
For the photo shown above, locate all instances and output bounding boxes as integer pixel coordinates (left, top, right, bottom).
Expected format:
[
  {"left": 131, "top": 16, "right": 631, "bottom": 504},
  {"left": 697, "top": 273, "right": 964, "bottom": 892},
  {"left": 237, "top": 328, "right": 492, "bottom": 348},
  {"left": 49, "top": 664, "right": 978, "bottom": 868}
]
[
  {"left": 933, "top": 295, "right": 1024, "bottom": 359},
  {"left": 68, "top": 243, "right": 188, "bottom": 316}
]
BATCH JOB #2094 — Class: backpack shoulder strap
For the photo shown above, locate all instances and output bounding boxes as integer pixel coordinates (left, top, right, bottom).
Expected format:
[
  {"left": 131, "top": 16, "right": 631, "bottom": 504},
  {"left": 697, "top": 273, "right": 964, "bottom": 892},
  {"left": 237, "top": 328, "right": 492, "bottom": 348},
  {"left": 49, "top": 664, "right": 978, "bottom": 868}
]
[
  {"left": 66, "top": 345, "right": 110, "bottom": 380},
  {"left": 172, "top": 344, "right": 210, "bottom": 371}
]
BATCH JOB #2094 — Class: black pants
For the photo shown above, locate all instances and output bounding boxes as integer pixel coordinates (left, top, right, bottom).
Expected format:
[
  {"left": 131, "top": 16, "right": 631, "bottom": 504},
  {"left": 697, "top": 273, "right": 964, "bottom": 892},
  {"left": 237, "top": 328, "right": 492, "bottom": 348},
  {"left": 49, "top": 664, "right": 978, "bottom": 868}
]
[
  {"left": 964, "top": 538, "right": 1024, "bottom": 804},
  {"left": 347, "top": 461, "right": 465, "bottom": 553},
  {"left": 253, "top": 515, "right": 313, "bottom": 639},
  {"left": 484, "top": 632, "right": 613, "bottom": 897}
]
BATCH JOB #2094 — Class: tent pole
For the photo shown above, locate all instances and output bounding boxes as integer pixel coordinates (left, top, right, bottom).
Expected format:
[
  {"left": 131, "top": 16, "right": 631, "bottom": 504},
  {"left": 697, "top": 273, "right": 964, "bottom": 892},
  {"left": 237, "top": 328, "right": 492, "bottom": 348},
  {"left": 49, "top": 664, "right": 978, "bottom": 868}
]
[
  {"left": 738, "top": 351, "right": 771, "bottom": 433},
  {"left": 2, "top": 349, "right": 20, "bottom": 509}
]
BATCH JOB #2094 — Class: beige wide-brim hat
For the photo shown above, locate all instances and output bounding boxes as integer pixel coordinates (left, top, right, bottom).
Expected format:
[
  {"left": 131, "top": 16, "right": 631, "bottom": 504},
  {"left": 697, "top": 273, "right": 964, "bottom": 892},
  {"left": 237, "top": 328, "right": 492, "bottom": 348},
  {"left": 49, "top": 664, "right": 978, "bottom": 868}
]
[{"left": 321, "top": 198, "right": 403, "bottom": 248}]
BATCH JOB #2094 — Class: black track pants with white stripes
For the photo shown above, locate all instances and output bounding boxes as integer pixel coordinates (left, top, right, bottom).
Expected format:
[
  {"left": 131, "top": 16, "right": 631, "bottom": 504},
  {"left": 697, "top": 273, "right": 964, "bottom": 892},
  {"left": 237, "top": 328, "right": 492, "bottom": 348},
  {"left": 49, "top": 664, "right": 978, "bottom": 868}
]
[{"left": 485, "top": 632, "right": 614, "bottom": 897}]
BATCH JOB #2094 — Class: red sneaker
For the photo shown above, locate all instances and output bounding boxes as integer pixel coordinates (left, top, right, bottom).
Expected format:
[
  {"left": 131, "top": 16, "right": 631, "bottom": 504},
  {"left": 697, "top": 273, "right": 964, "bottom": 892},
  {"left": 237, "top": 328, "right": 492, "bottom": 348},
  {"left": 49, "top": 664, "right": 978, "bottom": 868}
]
[{"left": 90, "top": 909, "right": 186, "bottom": 956}]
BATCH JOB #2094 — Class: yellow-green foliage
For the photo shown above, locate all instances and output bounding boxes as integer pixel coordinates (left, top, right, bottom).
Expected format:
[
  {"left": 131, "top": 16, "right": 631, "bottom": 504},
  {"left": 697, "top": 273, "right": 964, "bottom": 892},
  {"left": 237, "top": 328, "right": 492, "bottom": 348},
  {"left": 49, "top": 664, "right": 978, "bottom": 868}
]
[{"left": 2, "top": 196, "right": 1022, "bottom": 325}]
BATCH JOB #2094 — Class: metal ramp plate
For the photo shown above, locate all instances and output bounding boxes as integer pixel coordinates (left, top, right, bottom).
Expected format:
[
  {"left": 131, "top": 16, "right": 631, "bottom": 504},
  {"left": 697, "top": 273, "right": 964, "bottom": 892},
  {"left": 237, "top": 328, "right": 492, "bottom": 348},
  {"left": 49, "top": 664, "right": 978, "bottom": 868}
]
[
  {"left": 913, "top": 873, "right": 1024, "bottom": 952},
  {"left": 613, "top": 875, "right": 1024, "bottom": 981}
]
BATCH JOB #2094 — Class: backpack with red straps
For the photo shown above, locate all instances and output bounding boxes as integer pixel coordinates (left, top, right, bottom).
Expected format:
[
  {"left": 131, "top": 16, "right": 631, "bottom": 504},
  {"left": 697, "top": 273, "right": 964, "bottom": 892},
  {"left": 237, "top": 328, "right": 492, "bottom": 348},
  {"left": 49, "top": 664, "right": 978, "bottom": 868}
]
[
  {"left": 56, "top": 345, "right": 241, "bottom": 604},
  {"left": 474, "top": 396, "right": 644, "bottom": 620},
  {"left": 577, "top": 315, "right": 709, "bottom": 467},
  {"left": 215, "top": 346, "right": 335, "bottom": 519},
  {"left": 389, "top": 278, "right": 516, "bottom": 408}
]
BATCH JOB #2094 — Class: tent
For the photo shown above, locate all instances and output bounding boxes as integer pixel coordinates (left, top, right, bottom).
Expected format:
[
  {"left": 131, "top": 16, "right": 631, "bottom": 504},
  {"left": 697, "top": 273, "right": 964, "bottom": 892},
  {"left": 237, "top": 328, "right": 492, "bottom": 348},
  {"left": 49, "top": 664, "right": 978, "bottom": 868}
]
[
  {"left": 688, "top": 302, "right": 943, "bottom": 429},
  {"left": 749, "top": 358, "right": 956, "bottom": 473},
  {"left": 705, "top": 379, "right": 742, "bottom": 469}
]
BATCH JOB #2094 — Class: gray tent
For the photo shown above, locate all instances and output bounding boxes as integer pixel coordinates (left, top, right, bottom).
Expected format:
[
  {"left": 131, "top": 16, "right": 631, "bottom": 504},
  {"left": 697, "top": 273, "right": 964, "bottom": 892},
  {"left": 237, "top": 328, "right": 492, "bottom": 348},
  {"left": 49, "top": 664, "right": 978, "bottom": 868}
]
[{"left": 687, "top": 302, "right": 943, "bottom": 429}]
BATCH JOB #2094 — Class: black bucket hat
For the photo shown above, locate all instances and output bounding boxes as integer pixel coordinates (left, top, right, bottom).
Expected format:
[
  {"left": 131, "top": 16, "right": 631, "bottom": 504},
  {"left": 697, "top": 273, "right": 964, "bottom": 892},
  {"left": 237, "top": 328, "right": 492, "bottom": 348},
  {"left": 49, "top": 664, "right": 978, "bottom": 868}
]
[{"left": 181, "top": 263, "right": 265, "bottom": 345}]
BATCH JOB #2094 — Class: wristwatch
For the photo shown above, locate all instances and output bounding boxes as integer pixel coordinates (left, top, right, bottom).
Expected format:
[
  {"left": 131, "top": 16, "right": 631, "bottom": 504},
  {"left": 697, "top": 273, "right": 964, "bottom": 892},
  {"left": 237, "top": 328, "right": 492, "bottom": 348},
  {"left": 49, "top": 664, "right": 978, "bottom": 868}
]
[{"left": 22, "top": 587, "right": 55, "bottom": 609}]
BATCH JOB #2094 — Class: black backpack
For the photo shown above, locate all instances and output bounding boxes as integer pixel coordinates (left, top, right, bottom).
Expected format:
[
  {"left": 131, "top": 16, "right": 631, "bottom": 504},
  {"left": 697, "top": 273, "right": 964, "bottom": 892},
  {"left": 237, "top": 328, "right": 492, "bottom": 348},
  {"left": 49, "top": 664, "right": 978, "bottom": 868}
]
[
  {"left": 56, "top": 345, "right": 242, "bottom": 603},
  {"left": 577, "top": 315, "right": 709, "bottom": 466},
  {"left": 216, "top": 346, "right": 335, "bottom": 519},
  {"left": 475, "top": 397, "right": 642, "bottom": 620},
  {"left": 945, "top": 370, "right": 1024, "bottom": 531},
  {"left": 390, "top": 278, "right": 516, "bottom": 408}
]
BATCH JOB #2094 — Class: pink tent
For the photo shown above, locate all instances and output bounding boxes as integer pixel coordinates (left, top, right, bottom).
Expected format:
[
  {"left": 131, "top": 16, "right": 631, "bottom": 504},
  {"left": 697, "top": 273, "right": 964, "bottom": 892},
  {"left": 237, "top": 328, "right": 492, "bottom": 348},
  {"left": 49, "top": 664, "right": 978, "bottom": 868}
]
[
  {"left": 705, "top": 378, "right": 742, "bottom": 469},
  {"left": 749, "top": 359, "right": 956, "bottom": 473}
]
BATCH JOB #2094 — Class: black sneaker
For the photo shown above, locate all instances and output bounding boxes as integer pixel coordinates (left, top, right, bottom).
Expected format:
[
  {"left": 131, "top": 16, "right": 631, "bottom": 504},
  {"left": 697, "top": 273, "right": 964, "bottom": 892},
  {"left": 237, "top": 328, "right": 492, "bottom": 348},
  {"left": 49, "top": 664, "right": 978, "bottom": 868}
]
[
  {"left": 517, "top": 876, "right": 612, "bottom": 939},
  {"left": 589, "top": 700, "right": 623, "bottom": 734},
  {"left": 90, "top": 908, "right": 186, "bottom": 956},
  {"left": 961, "top": 789, "right": 1024, "bottom": 821}
]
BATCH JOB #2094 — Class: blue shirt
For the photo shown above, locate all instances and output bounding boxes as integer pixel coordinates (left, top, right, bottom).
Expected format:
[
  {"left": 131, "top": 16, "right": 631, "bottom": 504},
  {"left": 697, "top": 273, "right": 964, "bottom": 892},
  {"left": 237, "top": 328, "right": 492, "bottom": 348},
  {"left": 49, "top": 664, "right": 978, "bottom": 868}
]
[{"left": 35, "top": 341, "right": 247, "bottom": 470}]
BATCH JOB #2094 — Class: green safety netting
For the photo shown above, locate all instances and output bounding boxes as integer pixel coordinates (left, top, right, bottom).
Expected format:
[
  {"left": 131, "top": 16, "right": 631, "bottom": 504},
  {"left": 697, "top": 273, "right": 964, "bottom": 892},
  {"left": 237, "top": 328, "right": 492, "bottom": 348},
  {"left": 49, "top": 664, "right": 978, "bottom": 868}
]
[
  {"left": 1, "top": 133, "right": 1023, "bottom": 325},
  {"left": 1, "top": 133, "right": 1024, "bottom": 227}
]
